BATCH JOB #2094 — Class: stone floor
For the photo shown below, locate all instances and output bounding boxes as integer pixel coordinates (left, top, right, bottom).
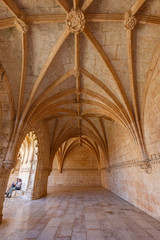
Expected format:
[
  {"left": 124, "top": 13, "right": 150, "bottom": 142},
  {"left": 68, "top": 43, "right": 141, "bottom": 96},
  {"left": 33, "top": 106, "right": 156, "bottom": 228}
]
[{"left": 0, "top": 187, "right": 160, "bottom": 240}]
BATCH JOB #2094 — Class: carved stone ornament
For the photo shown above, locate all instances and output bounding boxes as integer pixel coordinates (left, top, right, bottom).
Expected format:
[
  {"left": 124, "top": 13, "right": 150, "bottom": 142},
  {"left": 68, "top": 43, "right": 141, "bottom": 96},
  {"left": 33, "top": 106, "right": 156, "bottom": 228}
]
[
  {"left": 14, "top": 17, "right": 28, "bottom": 33},
  {"left": 0, "top": 147, "right": 6, "bottom": 158},
  {"left": 66, "top": 9, "right": 85, "bottom": 33},
  {"left": 139, "top": 160, "right": 152, "bottom": 174},
  {"left": 74, "top": 69, "right": 81, "bottom": 77},
  {"left": 0, "top": 161, "right": 15, "bottom": 174},
  {"left": 124, "top": 15, "right": 137, "bottom": 30}
]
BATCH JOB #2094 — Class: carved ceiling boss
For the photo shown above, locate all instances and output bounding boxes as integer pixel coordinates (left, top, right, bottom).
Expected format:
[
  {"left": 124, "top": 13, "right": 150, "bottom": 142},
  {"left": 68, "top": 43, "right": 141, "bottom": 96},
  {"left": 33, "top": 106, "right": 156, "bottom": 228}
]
[{"left": 66, "top": 8, "right": 86, "bottom": 33}]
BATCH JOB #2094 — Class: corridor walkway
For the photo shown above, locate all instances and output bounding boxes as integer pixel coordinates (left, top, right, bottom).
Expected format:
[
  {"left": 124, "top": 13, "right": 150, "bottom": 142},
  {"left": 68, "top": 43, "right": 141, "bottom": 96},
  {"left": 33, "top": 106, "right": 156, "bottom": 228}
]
[{"left": 0, "top": 187, "right": 160, "bottom": 240}]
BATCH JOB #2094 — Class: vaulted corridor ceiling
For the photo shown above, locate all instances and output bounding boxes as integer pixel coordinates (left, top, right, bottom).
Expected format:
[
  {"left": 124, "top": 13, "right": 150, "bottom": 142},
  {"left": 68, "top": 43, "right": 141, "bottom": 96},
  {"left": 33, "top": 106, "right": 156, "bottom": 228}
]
[
  {"left": 1, "top": 0, "right": 160, "bottom": 227},
  {"left": 0, "top": 0, "right": 160, "bottom": 165}
]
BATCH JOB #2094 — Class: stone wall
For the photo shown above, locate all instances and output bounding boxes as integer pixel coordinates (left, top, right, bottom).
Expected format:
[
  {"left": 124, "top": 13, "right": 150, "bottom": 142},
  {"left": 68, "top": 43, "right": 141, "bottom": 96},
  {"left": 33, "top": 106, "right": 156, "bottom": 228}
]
[
  {"left": 0, "top": 64, "right": 14, "bottom": 223},
  {"left": 101, "top": 122, "right": 160, "bottom": 220},
  {"left": 143, "top": 56, "right": 160, "bottom": 160},
  {"left": 48, "top": 145, "right": 101, "bottom": 190},
  {"left": 104, "top": 166, "right": 160, "bottom": 220},
  {"left": 0, "top": 169, "right": 11, "bottom": 223}
]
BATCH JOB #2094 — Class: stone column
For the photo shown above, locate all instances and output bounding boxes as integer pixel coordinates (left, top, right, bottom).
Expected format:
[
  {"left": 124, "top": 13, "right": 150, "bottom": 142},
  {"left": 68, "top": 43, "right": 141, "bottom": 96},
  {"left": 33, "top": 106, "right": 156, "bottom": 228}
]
[
  {"left": 31, "top": 168, "right": 50, "bottom": 200},
  {"left": 0, "top": 161, "right": 15, "bottom": 223}
]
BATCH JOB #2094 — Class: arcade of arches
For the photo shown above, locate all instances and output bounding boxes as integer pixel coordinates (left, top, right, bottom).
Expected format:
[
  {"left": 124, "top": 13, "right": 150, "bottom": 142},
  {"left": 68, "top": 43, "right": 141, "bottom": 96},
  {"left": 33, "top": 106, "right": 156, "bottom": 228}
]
[{"left": 0, "top": 0, "right": 160, "bottom": 230}]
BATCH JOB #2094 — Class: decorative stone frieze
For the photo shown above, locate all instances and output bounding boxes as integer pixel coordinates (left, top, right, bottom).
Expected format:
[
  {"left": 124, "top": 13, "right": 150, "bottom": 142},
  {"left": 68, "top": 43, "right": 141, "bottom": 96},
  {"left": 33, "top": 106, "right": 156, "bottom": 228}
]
[
  {"left": 106, "top": 158, "right": 153, "bottom": 174},
  {"left": 14, "top": 17, "right": 28, "bottom": 33},
  {"left": 149, "top": 153, "right": 160, "bottom": 161},
  {"left": 124, "top": 12, "right": 137, "bottom": 30},
  {"left": 66, "top": 9, "right": 85, "bottom": 33}
]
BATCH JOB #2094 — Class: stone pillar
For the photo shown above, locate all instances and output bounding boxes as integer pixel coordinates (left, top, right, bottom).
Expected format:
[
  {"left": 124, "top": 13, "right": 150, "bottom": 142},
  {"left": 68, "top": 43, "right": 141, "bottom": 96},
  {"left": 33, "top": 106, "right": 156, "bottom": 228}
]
[
  {"left": 31, "top": 168, "right": 50, "bottom": 200},
  {"left": 0, "top": 161, "right": 15, "bottom": 223}
]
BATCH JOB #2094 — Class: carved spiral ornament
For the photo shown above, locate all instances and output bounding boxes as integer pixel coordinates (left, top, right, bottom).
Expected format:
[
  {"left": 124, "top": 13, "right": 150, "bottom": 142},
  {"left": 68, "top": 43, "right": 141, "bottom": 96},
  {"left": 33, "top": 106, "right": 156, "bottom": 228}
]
[
  {"left": 124, "top": 15, "right": 137, "bottom": 30},
  {"left": 66, "top": 9, "right": 85, "bottom": 33}
]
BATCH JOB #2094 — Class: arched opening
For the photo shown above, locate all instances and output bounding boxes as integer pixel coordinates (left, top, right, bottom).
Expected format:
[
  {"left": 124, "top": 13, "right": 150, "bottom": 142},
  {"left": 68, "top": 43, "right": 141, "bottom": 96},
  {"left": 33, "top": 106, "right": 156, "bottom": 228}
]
[
  {"left": 48, "top": 137, "right": 102, "bottom": 190},
  {"left": 6, "top": 131, "right": 39, "bottom": 200}
]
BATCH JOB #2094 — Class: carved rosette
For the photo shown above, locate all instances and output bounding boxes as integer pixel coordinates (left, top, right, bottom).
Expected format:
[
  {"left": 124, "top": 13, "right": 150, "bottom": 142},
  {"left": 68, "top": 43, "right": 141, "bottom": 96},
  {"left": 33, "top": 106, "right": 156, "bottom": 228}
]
[
  {"left": 14, "top": 17, "right": 28, "bottom": 33},
  {"left": 66, "top": 9, "right": 85, "bottom": 33},
  {"left": 124, "top": 15, "right": 137, "bottom": 30}
]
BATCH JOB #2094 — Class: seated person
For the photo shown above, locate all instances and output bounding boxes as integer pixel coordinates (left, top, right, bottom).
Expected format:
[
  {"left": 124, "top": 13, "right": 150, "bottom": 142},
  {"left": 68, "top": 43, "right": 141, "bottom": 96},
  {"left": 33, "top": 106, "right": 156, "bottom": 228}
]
[{"left": 5, "top": 178, "right": 22, "bottom": 198}]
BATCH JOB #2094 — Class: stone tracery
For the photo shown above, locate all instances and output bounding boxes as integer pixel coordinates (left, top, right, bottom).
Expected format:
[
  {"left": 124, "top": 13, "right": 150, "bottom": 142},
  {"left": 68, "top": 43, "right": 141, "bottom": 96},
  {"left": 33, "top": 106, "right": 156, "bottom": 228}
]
[{"left": 8, "top": 131, "right": 39, "bottom": 199}]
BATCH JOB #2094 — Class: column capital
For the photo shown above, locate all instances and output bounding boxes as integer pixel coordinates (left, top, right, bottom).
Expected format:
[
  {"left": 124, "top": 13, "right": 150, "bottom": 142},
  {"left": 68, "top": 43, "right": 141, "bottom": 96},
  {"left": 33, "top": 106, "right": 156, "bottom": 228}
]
[{"left": 0, "top": 160, "right": 16, "bottom": 174}]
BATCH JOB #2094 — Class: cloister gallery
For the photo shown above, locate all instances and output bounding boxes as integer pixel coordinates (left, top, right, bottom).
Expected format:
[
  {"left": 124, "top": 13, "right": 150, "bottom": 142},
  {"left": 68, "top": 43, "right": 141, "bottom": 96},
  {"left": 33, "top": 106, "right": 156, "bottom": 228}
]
[{"left": 0, "top": 0, "right": 160, "bottom": 239}]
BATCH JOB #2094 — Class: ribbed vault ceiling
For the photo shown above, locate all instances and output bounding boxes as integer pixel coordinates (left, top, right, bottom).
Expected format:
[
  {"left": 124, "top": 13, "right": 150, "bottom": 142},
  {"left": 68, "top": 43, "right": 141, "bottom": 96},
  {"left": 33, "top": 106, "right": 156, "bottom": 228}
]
[{"left": 0, "top": 0, "right": 160, "bottom": 167}]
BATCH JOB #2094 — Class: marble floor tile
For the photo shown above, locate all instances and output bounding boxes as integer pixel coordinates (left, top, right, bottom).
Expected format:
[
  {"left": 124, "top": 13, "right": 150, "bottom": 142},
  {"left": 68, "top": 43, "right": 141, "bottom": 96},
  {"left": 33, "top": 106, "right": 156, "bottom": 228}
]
[{"left": 0, "top": 187, "right": 160, "bottom": 240}]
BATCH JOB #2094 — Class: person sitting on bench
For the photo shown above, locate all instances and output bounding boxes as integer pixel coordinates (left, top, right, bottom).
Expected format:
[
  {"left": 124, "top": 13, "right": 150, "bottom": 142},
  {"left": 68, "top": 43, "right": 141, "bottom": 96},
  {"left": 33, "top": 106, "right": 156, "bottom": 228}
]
[{"left": 5, "top": 178, "right": 22, "bottom": 198}]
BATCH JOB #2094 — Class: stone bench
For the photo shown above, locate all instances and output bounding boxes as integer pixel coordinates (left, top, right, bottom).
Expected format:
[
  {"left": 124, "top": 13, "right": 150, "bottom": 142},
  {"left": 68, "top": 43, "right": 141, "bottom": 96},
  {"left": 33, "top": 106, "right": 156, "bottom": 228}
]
[{"left": 12, "top": 189, "right": 25, "bottom": 197}]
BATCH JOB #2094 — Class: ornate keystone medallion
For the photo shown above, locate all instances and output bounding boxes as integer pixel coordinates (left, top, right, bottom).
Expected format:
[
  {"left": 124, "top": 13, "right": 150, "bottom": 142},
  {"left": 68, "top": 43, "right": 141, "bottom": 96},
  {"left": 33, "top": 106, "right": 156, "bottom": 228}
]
[
  {"left": 66, "top": 9, "right": 85, "bottom": 33},
  {"left": 124, "top": 15, "right": 137, "bottom": 30}
]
